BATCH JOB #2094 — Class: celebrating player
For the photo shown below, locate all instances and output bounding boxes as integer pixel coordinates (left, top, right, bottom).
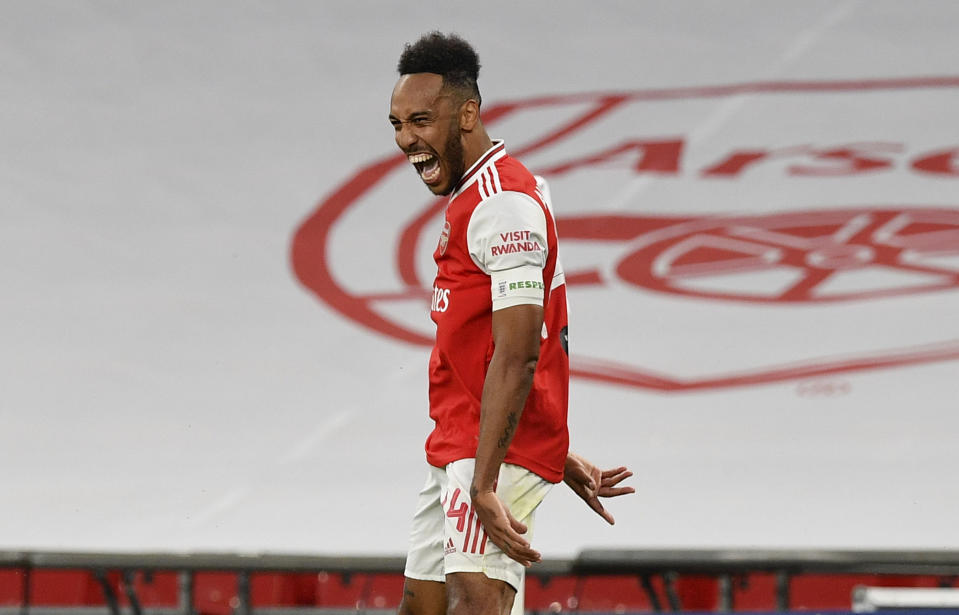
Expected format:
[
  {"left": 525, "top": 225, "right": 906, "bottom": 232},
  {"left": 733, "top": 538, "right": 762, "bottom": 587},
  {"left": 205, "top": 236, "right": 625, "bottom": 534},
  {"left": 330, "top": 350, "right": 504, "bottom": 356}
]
[{"left": 390, "top": 32, "right": 634, "bottom": 615}]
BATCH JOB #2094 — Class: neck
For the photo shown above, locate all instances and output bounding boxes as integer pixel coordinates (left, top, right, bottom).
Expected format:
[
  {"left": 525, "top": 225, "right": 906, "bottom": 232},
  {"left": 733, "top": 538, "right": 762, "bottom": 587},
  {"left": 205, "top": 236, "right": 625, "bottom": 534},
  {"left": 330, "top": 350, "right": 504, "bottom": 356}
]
[{"left": 462, "top": 127, "right": 494, "bottom": 171}]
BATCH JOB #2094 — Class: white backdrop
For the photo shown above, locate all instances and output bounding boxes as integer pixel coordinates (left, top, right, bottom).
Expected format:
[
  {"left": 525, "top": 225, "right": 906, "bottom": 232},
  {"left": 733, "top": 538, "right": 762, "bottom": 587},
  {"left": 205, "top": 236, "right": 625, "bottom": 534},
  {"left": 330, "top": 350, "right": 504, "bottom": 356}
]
[{"left": 2, "top": 1, "right": 958, "bottom": 557}]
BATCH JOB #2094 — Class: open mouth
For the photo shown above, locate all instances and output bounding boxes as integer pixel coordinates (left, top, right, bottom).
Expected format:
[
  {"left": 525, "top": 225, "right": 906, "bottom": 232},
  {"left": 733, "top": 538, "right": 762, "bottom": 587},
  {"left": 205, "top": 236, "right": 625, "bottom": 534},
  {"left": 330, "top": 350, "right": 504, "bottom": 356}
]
[{"left": 408, "top": 152, "right": 441, "bottom": 184}]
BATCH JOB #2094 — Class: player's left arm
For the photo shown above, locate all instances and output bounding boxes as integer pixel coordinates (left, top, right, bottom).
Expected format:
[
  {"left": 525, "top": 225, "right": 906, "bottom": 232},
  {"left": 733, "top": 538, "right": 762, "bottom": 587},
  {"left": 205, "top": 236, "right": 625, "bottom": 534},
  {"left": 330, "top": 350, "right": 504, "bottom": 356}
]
[
  {"left": 470, "top": 301, "right": 544, "bottom": 567},
  {"left": 563, "top": 451, "right": 635, "bottom": 525}
]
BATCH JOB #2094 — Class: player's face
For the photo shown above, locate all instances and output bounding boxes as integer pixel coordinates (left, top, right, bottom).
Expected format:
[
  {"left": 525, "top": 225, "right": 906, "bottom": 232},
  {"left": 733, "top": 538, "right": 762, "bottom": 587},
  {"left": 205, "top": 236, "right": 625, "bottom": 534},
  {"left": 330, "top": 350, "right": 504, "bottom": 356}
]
[{"left": 390, "top": 73, "right": 466, "bottom": 196}]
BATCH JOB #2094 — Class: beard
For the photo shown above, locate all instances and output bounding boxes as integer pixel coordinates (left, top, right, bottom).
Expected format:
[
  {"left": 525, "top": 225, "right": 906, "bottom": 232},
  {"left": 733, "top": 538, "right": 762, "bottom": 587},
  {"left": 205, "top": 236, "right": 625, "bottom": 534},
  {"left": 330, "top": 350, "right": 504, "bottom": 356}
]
[{"left": 438, "top": 125, "right": 466, "bottom": 196}]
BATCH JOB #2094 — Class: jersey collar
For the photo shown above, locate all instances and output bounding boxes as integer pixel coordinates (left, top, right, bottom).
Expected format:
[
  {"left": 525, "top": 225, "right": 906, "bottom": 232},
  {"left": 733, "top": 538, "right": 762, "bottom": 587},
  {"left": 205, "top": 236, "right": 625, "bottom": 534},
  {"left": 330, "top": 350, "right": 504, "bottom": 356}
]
[{"left": 450, "top": 140, "right": 506, "bottom": 199}]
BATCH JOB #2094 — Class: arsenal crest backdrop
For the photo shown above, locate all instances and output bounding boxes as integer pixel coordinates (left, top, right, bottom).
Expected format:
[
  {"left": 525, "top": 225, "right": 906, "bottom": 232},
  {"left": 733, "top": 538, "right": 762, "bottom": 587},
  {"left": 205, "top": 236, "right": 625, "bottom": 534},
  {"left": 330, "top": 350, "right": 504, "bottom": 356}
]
[{"left": 2, "top": 0, "right": 958, "bottom": 556}]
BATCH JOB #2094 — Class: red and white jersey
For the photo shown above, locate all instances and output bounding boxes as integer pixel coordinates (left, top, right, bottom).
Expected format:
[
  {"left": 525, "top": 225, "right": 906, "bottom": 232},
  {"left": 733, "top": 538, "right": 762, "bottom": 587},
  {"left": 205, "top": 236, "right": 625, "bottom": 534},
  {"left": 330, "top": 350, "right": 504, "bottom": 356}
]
[{"left": 426, "top": 140, "right": 569, "bottom": 483}]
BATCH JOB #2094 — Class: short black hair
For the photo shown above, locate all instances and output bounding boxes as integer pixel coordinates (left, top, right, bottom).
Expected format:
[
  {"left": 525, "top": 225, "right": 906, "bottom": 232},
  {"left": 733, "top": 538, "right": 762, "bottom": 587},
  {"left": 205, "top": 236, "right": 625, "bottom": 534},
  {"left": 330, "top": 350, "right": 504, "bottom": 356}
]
[{"left": 397, "top": 31, "right": 482, "bottom": 106}]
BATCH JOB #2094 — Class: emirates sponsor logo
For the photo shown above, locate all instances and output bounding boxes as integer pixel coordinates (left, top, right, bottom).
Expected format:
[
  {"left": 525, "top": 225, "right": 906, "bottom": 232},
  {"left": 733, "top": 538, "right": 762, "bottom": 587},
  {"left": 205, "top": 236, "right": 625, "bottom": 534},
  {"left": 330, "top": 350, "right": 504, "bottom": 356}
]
[{"left": 430, "top": 286, "right": 451, "bottom": 313}]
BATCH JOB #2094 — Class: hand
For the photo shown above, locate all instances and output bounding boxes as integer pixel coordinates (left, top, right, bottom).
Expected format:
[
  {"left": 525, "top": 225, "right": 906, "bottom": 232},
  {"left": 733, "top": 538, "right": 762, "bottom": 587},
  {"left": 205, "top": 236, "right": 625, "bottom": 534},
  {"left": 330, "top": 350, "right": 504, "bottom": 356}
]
[
  {"left": 470, "top": 488, "right": 542, "bottom": 567},
  {"left": 563, "top": 452, "right": 635, "bottom": 525}
]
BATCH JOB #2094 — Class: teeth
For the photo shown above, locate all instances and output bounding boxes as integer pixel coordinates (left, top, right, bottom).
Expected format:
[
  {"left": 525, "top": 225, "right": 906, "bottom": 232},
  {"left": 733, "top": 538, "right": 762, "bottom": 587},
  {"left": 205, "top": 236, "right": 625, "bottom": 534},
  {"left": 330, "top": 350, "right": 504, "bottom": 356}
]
[{"left": 408, "top": 152, "right": 434, "bottom": 164}]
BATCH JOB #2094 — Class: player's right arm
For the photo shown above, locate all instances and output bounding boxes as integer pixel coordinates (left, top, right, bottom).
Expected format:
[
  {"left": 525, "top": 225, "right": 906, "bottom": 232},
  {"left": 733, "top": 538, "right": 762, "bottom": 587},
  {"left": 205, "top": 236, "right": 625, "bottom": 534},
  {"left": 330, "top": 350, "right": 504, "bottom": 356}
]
[
  {"left": 466, "top": 190, "right": 551, "bottom": 566},
  {"left": 471, "top": 301, "right": 544, "bottom": 567}
]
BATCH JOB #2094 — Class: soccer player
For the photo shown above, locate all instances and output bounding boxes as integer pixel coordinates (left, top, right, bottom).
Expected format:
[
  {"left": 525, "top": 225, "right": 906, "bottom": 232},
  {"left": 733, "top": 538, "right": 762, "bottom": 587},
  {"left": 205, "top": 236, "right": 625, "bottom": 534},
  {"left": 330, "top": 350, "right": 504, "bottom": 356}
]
[{"left": 389, "top": 32, "right": 634, "bottom": 615}]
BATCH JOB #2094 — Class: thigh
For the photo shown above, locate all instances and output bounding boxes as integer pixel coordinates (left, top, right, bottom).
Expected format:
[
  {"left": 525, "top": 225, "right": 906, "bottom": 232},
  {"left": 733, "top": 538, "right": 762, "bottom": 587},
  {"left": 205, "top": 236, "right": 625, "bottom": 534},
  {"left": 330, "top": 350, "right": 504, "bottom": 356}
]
[
  {"left": 446, "top": 571, "right": 515, "bottom": 615},
  {"left": 398, "top": 577, "right": 446, "bottom": 615}
]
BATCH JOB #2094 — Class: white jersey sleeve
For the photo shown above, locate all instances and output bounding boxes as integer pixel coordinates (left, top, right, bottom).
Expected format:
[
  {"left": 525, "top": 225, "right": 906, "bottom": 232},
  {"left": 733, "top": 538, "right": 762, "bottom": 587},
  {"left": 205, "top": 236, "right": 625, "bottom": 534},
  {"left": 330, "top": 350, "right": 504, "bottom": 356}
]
[{"left": 466, "top": 191, "right": 548, "bottom": 311}]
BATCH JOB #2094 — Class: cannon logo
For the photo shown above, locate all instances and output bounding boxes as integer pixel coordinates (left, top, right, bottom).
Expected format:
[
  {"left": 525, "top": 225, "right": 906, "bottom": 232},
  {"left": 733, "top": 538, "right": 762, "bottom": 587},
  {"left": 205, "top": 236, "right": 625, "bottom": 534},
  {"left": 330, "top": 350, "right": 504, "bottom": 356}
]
[
  {"left": 292, "top": 77, "right": 959, "bottom": 392},
  {"left": 438, "top": 221, "right": 450, "bottom": 256},
  {"left": 595, "top": 207, "right": 959, "bottom": 304}
]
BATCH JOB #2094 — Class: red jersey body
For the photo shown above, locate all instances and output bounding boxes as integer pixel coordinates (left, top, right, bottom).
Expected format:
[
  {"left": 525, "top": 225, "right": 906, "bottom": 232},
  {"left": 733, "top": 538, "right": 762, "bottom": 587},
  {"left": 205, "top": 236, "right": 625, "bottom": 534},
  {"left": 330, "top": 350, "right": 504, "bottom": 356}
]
[{"left": 426, "top": 141, "right": 570, "bottom": 483}]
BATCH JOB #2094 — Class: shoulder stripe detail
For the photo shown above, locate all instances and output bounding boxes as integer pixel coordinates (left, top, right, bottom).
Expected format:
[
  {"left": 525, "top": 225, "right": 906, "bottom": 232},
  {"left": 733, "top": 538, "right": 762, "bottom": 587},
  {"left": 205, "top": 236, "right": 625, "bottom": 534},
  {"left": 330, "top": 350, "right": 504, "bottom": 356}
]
[
  {"left": 451, "top": 140, "right": 506, "bottom": 198},
  {"left": 489, "top": 165, "right": 502, "bottom": 194},
  {"left": 478, "top": 166, "right": 502, "bottom": 200},
  {"left": 478, "top": 166, "right": 500, "bottom": 200}
]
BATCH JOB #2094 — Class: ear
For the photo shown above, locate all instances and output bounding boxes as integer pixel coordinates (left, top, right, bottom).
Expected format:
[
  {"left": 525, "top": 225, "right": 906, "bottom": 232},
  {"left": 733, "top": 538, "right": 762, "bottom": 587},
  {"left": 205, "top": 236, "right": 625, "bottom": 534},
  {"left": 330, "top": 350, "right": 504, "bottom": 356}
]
[{"left": 459, "top": 99, "right": 481, "bottom": 131}]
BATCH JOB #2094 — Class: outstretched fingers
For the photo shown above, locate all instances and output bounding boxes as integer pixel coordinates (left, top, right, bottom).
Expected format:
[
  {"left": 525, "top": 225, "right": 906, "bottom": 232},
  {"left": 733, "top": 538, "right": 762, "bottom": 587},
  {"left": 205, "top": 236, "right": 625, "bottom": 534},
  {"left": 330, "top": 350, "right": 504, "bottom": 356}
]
[
  {"left": 599, "top": 468, "right": 635, "bottom": 497},
  {"left": 587, "top": 498, "right": 616, "bottom": 525}
]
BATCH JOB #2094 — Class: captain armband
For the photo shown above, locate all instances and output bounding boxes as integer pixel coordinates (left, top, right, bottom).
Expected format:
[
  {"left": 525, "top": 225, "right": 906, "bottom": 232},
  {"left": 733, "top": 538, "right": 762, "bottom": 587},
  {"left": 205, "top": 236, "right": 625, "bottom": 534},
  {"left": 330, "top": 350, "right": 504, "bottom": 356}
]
[{"left": 490, "top": 264, "right": 546, "bottom": 311}]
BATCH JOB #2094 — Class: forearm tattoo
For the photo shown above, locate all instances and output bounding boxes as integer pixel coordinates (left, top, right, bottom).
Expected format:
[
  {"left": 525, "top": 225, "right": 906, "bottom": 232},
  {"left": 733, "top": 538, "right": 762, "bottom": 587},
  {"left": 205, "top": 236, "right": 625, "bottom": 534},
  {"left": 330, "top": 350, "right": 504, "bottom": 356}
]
[{"left": 497, "top": 412, "right": 519, "bottom": 449}]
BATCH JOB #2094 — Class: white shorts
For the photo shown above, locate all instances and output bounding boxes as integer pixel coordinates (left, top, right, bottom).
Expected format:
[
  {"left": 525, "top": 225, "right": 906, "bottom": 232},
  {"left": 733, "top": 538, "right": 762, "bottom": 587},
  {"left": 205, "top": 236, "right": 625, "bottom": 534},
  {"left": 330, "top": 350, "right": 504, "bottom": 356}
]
[{"left": 403, "top": 458, "right": 553, "bottom": 599}]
